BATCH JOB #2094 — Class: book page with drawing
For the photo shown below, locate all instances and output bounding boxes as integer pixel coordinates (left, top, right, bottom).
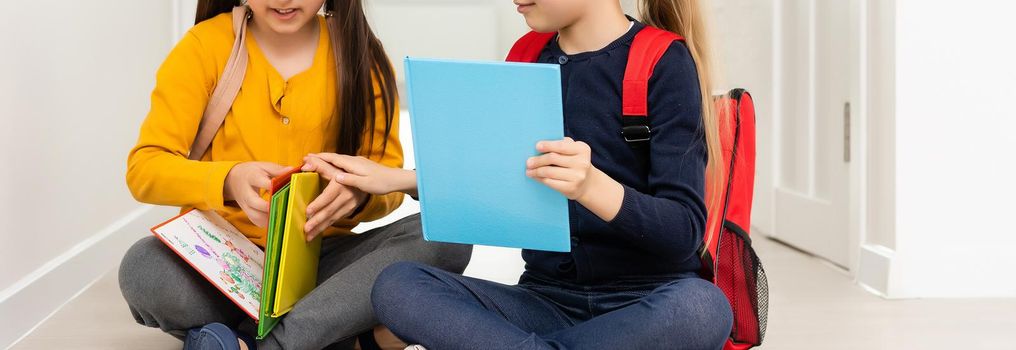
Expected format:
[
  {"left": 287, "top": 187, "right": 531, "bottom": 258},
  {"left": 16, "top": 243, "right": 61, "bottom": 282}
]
[{"left": 151, "top": 209, "right": 265, "bottom": 319}]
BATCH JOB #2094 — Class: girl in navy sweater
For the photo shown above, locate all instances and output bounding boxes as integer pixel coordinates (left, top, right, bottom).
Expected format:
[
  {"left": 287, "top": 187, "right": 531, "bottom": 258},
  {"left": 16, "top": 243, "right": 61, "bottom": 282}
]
[{"left": 304, "top": 0, "right": 732, "bottom": 348}]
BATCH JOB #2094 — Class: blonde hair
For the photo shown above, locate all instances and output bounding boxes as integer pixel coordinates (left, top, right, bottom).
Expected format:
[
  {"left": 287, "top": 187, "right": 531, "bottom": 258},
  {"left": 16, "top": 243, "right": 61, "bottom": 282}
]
[{"left": 637, "top": 0, "right": 725, "bottom": 246}]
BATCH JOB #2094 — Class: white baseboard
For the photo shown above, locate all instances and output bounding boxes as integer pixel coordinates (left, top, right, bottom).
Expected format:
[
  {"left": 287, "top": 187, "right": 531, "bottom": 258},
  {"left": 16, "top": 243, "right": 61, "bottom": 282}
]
[
  {"left": 0, "top": 205, "right": 176, "bottom": 350},
  {"left": 856, "top": 244, "right": 894, "bottom": 298}
]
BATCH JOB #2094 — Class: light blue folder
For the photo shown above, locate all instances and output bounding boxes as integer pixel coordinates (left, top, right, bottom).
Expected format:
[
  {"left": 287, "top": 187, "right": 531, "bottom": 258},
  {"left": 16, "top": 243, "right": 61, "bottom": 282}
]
[{"left": 405, "top": 57, "right": 570, "bottom": 252}]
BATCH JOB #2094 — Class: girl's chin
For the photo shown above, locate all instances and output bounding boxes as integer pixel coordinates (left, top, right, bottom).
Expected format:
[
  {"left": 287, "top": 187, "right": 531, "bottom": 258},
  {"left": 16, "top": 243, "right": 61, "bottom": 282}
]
[{"left": 524, "top": 18, "right": 560, "bottom": 33}]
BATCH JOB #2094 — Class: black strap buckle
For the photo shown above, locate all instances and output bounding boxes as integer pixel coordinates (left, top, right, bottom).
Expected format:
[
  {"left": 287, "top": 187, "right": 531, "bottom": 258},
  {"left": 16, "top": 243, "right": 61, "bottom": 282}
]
[
  {"left": 621, "top": 115, "right": 651, "bottom": 144},
  {"left": 621, "top": 125, "right": 651, "bottom": 143}
]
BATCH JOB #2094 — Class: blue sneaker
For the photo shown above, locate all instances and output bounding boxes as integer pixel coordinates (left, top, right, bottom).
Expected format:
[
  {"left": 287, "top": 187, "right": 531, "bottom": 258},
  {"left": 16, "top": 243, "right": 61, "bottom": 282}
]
[{"left": 183, "top": 323, "right": 256, "bottom": 350}]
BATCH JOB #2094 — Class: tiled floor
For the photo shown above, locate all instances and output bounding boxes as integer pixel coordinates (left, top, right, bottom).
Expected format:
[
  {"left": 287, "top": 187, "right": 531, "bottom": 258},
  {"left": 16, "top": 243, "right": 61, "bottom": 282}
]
[{"left": 12, "top": 236, "right": 1016, "bottom": 349}]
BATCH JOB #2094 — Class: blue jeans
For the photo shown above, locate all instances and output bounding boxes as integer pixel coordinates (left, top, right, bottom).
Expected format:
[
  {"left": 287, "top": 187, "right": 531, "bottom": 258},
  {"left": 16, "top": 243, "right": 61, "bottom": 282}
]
[{"left": 371, "top": 261, "right": 733, "bottom": 350}]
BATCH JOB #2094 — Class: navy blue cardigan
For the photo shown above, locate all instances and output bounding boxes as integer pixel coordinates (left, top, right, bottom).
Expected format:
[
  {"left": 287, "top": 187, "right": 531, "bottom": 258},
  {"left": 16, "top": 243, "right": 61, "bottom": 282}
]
[{"left": 522, "top": 20, "right": 708, "bottom": 285}]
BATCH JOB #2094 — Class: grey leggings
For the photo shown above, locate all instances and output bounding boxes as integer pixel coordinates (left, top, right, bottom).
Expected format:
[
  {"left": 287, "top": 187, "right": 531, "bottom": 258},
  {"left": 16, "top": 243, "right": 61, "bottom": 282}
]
[{"left": 118, "top": 213, "right": 472, "bottom": 350}]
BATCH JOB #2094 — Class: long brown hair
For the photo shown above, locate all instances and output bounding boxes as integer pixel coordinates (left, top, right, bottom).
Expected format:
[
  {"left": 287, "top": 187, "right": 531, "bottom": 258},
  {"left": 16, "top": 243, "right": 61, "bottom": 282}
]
[
  {"left": 637, "top": 0, "right": 724, "bottom": 239},
  {"left": 195, "top": 0, "right": 398, "bottom": 158}
]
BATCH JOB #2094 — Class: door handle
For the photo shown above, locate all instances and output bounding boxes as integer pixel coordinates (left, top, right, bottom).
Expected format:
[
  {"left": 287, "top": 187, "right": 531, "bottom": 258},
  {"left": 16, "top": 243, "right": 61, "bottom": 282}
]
[{"left": 844, "top": 102, "right": 851, "bottom": 163}]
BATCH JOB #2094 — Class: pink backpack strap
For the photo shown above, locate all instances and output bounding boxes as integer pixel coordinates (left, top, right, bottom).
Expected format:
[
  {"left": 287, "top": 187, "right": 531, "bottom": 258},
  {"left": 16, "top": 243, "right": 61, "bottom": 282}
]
[
  {"left": 506, "top": 31, "right": 556, "bottom": 63},
  {"left": 189, "top": 6, "right": 251, "bottom": 160},
  {"left": 621, "top": 26, "right": 685, "bottom": 143}
]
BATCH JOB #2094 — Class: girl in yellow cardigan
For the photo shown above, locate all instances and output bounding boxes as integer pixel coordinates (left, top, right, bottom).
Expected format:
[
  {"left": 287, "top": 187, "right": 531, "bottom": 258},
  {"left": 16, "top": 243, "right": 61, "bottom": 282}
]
[{"left": 118, "top": 1, "right": 471, "bottom": 349}]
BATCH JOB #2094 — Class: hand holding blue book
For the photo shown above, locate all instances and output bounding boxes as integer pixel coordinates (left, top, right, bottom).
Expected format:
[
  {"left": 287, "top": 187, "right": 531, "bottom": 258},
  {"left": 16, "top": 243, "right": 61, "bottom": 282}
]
[{"left": 405, "top": 57, "right": 571, "bottom": 252}]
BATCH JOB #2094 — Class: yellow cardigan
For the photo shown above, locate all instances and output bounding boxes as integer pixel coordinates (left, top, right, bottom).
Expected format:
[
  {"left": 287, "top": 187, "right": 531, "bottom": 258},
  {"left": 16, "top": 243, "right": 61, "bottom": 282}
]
[{"left": 127, "top": 13, "right": 404, "bottom": 247}]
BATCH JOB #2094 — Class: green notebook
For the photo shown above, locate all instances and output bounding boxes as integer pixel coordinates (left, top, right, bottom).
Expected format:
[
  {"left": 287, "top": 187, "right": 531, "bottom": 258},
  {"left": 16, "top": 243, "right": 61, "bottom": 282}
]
[
  {"left": 256, "top": 172, "right": 323, "bottom": 339},
  {"left": 257, "top": 183, "right": 290, "bottom": 339}
]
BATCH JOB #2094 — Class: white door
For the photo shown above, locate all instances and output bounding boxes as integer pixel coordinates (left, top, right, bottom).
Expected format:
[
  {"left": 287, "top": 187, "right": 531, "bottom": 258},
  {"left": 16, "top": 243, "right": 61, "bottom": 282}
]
[{"left": 771, "top": 0, "right": 855, "bottom": 268}]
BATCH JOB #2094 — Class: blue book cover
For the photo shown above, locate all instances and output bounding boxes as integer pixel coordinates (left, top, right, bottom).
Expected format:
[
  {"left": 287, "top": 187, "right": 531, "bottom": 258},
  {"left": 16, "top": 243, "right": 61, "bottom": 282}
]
[{"left": 405, "top": 57, "right": 570, "bottom": 252}]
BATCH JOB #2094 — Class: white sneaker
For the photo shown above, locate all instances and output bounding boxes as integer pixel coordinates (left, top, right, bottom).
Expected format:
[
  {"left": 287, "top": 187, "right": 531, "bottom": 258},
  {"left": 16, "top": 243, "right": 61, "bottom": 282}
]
[{"left": 404, "top": 345, "right": 427, "bottom": 350}]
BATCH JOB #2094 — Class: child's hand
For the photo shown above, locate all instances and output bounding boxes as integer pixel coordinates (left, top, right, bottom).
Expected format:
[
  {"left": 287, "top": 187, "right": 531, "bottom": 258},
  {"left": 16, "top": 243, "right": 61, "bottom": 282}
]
[
  {"left": 527, "top": 137, "right": 625, "bottom": 222},
  {"left": 302, "top": 153, "right": 415, "bottom": 196},
  {"left": 526, "top": 137, "right": 595, "bottom": 200},
  {"left": 302, "top": 174, "right": 368, "bottom": 241},
  {"left": 224, "top": 162, "right": 294, "bottom": 228}
]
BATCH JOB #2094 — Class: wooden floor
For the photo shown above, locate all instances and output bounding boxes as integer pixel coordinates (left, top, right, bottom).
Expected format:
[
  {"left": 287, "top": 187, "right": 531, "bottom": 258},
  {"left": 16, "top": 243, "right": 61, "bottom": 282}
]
[{"left": 12, "top": 236, "right": 1016, "bottom": 349}]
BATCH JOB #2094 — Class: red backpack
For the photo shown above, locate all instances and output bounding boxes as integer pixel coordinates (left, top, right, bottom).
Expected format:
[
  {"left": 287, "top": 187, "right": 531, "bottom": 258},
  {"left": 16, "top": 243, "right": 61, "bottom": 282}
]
[{"left": 507, "top": 27, "right": 769, "bottom": 350}]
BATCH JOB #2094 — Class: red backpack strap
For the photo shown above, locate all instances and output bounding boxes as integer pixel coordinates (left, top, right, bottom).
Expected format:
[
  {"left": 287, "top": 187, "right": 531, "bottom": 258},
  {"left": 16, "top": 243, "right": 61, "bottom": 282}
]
[
  {"left": 621, "top": 26, "right": 685, "bottom": 143},
  {"left": 506, "top": 31, "right": 557, "bottom": 63}
]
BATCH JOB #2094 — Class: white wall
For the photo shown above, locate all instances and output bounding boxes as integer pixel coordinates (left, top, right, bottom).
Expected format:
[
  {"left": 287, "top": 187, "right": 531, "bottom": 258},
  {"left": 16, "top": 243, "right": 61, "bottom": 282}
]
[
  {"left": 855, "top": 0, "right": 898, "bottom": 295},
  {"left": 365, "top": 0, "right": 529, "bottom": 90},
  {"left": 862, "top": 0, "right": 896, "bottom": 252},
  {"left": 887, "top": 0, "right": 1016, "bottom": 298},
  {"left": 708, "top": 0, "right": 777, "bottom": 238},
  {"left": 0, "top": 1, "right": 179, "bottom": 348},
  {"left": 0, "top": 0, "right": 171, "bottom": 297}
]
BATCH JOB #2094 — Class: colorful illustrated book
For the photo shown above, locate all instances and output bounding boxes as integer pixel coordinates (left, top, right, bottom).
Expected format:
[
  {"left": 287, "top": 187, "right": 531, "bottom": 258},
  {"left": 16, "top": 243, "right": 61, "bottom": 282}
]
[
  {"left": 152, "top": 170, "right": 323, "bottom": 339},
  {"left": 151, "top": 209, "right": 265, "bottom": 319},
  {"left": 404, "top": 57, "right": 571, "bottom": 252}
]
